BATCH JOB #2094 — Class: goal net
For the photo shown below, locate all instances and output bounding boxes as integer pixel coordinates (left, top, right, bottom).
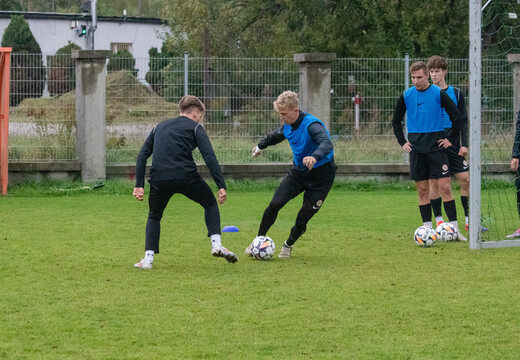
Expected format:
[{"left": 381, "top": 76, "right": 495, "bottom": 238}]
[{"left": 470, "top": 0, "right": 520, "bottom": 248}]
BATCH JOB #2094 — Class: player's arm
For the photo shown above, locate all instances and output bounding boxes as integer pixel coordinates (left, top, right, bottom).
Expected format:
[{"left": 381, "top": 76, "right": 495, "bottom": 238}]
[
  {"left": 457, "top": 90, "right": 469, "bottom": 149},
  {"left": 307, "top": 122, "right": 333, "bottom": 160},
  {"left": 195, "top": 124, "right": 226, "bottom": 192},
  {"left": 440, "top": 90, "right": 461, "bottom": 136},
  {"left": 512, "top": 111, "right": 520, "bottom": 171},
  {"left": 134, "top": 128, "right": 155, "bottom": 200},
  {"left": 253, "top": 126, "right": 286, "bottom": 157},
  {"left": 392, "top": 94, "right": 411, "bottom": 151}
]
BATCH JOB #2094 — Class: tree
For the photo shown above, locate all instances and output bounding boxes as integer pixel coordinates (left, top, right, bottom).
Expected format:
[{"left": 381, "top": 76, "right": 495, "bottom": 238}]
[
  {"left": 1, "top": 15, "right": 45, "bottom": 106},
  {"left": 48, "top": 42, "right": 81, "bottom": 96},
  {"left": 107, "top": 49, "right": 138, "bottom": 76}
]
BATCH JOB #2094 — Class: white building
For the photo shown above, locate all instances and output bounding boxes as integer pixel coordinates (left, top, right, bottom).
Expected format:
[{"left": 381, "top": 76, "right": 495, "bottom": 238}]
[{"left": 0, "top": 10, "right": 169, "bottom": 79}]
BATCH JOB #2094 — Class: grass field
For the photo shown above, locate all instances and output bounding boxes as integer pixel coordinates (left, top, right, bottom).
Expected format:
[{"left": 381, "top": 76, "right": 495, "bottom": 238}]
[{"left": 1, "top": 180, "right": 520, "bottom": 359}]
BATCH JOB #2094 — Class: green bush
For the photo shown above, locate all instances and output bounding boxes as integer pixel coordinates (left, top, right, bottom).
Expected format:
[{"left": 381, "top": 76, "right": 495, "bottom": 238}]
[
  {"left": 1, "top": 15, "right": 45, "bottom": 106},
  {"left": 107, "top": 49, "right": 138, "bottom": 76},
  {"left": 47, "top": 42, "right": 81, "bottom": 96}
]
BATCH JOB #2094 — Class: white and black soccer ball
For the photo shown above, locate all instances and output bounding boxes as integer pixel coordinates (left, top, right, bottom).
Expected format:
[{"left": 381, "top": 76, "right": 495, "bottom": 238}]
[
  {"left": 435, "top": 222, "right": 458, "bottom": 241},
  {"left": 251, "top": 236, "right": 276, "bottom": 260},
  {"left": 414, "top": 226, "right": 437, "bottom": 247}
]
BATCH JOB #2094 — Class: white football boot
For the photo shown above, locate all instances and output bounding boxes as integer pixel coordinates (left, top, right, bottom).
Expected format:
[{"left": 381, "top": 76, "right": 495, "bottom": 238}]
[
  {"left": 134, "top": 258, "right": 153, "bottom": 269},
  {"left": 212, "top": 246, "right": 238, "bottom": 263},
  {"left": 278, "top": 244, "right": 292, "bottom": 258},
  {"left": 456, "top": 230, "right": 467, "bottom": 241},
  {"left": 245, "top": 244, "right": 253, "bottom": 257}
]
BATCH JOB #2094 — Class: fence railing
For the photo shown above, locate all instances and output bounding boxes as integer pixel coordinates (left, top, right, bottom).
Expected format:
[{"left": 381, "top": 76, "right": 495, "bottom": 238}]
[{"left": 7, "top": 54, "right": 516, "bottom": 165}]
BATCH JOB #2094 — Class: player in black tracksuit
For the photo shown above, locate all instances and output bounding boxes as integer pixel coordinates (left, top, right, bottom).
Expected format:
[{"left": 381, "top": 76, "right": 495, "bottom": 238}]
[
  {"left": 392, "top": 61, "right": 462, "bottom": 231},
  {"left": 133, "top": 95, "right": 237, "bottom": 269},
  {"left": 507, "top": 110, "right": 520, "bottom": 238}
]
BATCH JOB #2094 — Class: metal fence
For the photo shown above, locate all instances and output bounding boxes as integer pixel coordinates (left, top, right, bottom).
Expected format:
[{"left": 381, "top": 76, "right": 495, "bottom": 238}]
[{"left": 7, "top": 54, "right": 517, "bottom": 165}]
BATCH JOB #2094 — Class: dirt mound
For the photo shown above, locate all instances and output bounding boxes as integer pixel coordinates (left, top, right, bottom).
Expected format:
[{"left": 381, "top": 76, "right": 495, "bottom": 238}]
[{"left": 11, "top": 70, "right": 178, "bottom": 125}]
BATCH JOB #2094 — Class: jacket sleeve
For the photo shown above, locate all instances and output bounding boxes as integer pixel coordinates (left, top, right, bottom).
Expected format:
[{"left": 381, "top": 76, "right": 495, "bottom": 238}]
[
  {"left": 513, "top": 111, "right": 520, "bottom": 159},
  {"left": 195, "top": 124, "right": 226, "bottom": 189},
  {"left": 440, "top": 90, "right": 461, "bottom": 137},
  {"left": 456, "top": 89, "right": 469, "bottom": 147},
  {"left": 307, "top": 122, "right": 333, "bottom": 160},
  {"left": 258, "top": 126, "right": 286, "bottom": 149},
  {"left": 135, "top": 128, "right": 155, "bottom": 188},
  {"left": 392, "top": 94, "right": 407, "bottom": 146}
]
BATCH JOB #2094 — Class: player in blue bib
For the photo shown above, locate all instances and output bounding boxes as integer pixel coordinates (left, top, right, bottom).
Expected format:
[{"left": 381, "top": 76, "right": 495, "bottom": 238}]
[
  {"left": 393, "top": 61, "right": 462, "bottom": 234},
  {"left": 246, "top": 91, "right": 336, "bottom": 258},
  {"left": 427, "top": 56, "right": 470, "bottom": 238}
]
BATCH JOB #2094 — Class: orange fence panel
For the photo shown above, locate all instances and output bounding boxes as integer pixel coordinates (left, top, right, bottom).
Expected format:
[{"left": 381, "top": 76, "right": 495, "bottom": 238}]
[{"left": 0, "top": 47, "right": 12, "bottom": 196}]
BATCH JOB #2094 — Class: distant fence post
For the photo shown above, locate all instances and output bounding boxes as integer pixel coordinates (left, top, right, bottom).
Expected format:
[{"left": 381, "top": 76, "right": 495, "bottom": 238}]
[
  {"left": 71, "top": 50, "right": 111, "bottom": 183},
  {"left": 507, "top": 54, "right": 520, "bottom": 119},
  {"left": 293, "top": 53, "right": 336, "bottom": 129}
]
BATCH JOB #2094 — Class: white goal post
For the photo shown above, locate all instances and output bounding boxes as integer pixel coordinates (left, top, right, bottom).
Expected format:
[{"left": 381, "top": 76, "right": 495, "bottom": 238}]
[{"left": 469, "top": 0, "right": 520, "bottom": 249}]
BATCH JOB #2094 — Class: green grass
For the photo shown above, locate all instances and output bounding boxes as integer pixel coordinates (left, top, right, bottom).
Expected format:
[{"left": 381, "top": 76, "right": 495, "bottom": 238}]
[{"left": 1, "top": 180, "right": 520, "bottom": 359}]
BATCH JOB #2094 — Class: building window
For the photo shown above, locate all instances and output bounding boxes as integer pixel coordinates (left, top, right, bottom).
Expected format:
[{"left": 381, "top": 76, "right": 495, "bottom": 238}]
[{"left": 111, "top": 43, "right": 132, "bottom": 53}]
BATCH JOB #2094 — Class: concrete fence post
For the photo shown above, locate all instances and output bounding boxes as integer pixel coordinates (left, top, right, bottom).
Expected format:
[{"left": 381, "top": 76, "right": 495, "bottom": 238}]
[
  {"left": 71, "top": 50, "right": 111, "bottom": 183},
  {"left": 293, "top": 53, "right": 336, "bottom": 129}
]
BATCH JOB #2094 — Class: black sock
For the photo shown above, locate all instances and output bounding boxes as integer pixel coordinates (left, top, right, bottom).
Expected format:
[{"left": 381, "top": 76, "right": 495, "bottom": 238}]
[
  {"left": 461, "top": 196, "right": 469, "bottom": 217},
  {"left": 444, "top": 199, "right": 457, "bottom": 222},
  {"left": 419, "top": 204, "right": 432, "bottom": 224},
  {"left": 285, "top": 237, "right": 295, "bottom": 247},
  {"left": 430, "top": 197, "right": 443, "bottom": 217}
]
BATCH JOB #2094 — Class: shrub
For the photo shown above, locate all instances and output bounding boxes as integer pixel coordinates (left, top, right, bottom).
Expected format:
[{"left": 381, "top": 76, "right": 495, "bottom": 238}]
[
  {"left": 107, "top": 49, "right": 138, "bottom": 76},
  {"left": 47, "top": 42, "right": 81, "bottom": 96}
]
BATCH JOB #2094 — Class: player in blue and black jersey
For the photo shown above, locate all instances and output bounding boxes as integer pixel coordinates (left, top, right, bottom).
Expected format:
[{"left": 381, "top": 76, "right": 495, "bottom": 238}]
[
  {"left": 427, "top": 56, "right": 470, "bottom": 239},
  {"left": 393, "top": 61, "right": 462, "bottom": 233},
  {"left": 245, "top": 91, "right": 335, "bottom": 258}
]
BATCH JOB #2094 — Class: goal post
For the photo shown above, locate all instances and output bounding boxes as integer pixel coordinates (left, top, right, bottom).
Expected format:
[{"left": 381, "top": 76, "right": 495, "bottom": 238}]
[
  {"left": 0, "top": 47, "right": 11, "bottom": 196},
  {"left": 469, "top": 0, "right": 482, "bottom": 249}
]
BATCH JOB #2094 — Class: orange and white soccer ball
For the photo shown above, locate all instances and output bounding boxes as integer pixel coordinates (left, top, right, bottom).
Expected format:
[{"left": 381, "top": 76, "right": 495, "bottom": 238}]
[
  {"left": 435, "top": 222, "right": 458, "bottom": 241},
  {"left": 251, "top": 236, "right": 276, "bottom": 260},
  {"left": 414, "top": 226, "right": 437, "bottom": 247}
]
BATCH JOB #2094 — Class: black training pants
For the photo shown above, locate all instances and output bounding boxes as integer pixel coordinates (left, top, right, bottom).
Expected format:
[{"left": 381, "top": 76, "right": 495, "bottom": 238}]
[
  {"left": 145, "top": 175, "right": 220, "bottom": 253},
  {"left": 258, "top": 162, "right": 336, "bottom": 245}
]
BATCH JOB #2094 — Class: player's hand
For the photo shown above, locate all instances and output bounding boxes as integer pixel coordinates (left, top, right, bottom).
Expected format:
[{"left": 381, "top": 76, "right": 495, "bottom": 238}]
[
  {"left": 218, "top": 188, "right": 227, "bottom": 205},
  {"left": 252, "top": 146, "right": 262, "bottom": 158},
  {"left": 438, "top": 138, "right": 452, "bottom": 149},
  {"left": 402, "top": 142, "right": 412, "bottom": 153},
  {"left": 133, "top": 187, "right": 144, "bottom": 201},
  {"left": 459, "top": 146, "right": 468, "bottom": 157},
  {"left": 512, "top": 158, "right": 519, "bottom": 171},
  {"left": 302, "top": 156, "right": 317, "bottom": 170}
]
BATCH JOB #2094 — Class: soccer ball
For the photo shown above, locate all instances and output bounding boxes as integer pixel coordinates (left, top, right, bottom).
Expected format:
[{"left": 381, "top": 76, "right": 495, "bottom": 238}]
[
  {"left": 251, "top": 236, "right": 276, "bottom": 260},
  {"left": 435, "top": 222, "right": 458, "bottom": 241},
  {"left": 414, "top": 226, "right": 437, "bottom": 247}
]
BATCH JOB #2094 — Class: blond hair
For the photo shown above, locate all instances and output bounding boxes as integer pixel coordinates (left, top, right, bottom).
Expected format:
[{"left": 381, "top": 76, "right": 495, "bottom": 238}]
[
  {"left": 273, "top": 91, "right": 299, "bottom": 111},
  {"left": 179, "top": 95, "right": 206, "bottom": 114}
]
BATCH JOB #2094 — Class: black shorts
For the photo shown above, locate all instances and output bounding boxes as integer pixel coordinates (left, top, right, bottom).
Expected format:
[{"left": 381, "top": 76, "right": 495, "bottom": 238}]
[
  {"left": 446, "top": 146, "right": 469, "bottom": 174},
  {"left": 409, "top": 150, "right": 450, "bottom": 181}
]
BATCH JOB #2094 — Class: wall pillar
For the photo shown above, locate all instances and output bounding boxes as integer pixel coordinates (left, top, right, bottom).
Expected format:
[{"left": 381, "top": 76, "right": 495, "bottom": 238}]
[
  {"left": 294, "top": 53, "right": 336, "bottom": 129},
  {"left": 508, "top": 54, "right": 520, "bottom": 119},
  {"left": 71, "top": 50, "right": 111, "bottom": 183}
]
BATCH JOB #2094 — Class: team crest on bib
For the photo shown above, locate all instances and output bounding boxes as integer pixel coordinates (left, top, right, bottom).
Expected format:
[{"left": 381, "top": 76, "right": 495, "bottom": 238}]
[
  {"left": 463, "top": 160, "right": 468, "bottom": 167},
  {"left": 316, "top": 200, "right": 323, "bottom": 207},
  {"left": 442, "top": 164, "right": 449, "bottom": 172}
]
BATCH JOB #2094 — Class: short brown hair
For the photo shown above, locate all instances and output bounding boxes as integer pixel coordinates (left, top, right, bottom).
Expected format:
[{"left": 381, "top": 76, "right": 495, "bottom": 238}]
[
  {"left": 273, "top": 90, "right": 299, "bottom": 111},
  {"left": 179, "top": 95, "right": 206, "bottom": 114},
  {"left": 427, "top": 55, "right": 447, "bottom": 71},
  {"left": 410, "top": 61, "right": 428, "bottom": 76}
]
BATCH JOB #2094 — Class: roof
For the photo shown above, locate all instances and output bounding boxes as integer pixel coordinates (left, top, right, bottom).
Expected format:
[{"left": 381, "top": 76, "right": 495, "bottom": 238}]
[{"left": 0, "top": 10, "right": 164, "bottom": 25}]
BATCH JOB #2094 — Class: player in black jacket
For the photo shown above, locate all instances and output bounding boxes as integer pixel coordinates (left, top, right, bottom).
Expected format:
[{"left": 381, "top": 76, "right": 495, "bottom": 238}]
[
  {"left": 133, "top": 95, "right": 237, "bottom": 269},
  {"left": 507, "top": 110, "right": 520, "bottom": 238}
]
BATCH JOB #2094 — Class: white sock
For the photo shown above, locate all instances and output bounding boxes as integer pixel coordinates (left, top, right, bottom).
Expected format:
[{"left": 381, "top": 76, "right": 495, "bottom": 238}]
[
  {"left": 450, "top": 221, "right": 459, "bottom": 231},
  {"left": 145, "top": 250, "right": 154, "bottom": 262},
  {"left": 465, "top": 216, "right": 469, "bottom": 226},
  {"left": 210, "top": 234, "right": 222, "bottom": 249},
  {"left": 436, "top": 216, "right": 444, "bottom": 224},
  {"left": 423, "top": 221, "right": 433, "bottom": 228}
]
